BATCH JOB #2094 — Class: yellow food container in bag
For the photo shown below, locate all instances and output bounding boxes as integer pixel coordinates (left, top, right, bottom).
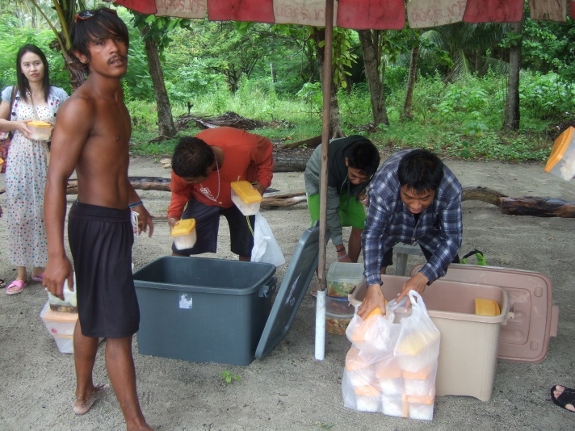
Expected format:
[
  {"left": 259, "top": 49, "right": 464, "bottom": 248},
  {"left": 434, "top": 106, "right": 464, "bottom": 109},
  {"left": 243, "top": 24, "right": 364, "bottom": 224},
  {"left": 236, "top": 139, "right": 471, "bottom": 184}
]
[
  {"left": 231, "top": 180, "right": 262, "bottom": 215},
  {"left": 171, "top": 218, "right": 197, "bottom": 250}
]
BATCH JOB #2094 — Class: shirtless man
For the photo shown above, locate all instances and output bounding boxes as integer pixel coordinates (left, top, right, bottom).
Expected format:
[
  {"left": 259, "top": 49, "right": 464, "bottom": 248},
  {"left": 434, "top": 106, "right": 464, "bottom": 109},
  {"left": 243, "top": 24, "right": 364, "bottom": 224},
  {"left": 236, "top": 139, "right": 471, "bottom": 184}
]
[{"left": 43, "top": 8, "right": 154, "bottom": 430}]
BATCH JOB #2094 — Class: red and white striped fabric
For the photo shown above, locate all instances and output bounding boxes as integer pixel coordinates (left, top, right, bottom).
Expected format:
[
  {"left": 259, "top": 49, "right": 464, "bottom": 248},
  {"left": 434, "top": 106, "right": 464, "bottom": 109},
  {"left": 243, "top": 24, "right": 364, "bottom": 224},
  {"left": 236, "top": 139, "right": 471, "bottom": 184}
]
[{"left": 112, "top": 0, "right": 570, "bottom": 27}]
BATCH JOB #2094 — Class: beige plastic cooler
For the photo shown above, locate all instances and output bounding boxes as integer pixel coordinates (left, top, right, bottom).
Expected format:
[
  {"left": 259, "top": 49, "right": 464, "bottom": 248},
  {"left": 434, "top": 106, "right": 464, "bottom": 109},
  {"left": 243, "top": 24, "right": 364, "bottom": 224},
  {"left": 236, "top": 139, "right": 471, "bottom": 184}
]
[
  {"left": 350, "top": 275, "right": 509, "bottom": 401},
  {"left": 412, "top": 264, "right": 559, "bottom": 364}
]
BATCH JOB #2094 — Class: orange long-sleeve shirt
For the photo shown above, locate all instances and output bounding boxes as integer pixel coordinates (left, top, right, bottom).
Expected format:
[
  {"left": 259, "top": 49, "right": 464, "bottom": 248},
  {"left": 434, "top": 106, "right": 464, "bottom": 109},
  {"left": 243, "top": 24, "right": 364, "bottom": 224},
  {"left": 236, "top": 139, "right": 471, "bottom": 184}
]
[{"left": 168, "top": 127, "right": 274, "bottom": 219}]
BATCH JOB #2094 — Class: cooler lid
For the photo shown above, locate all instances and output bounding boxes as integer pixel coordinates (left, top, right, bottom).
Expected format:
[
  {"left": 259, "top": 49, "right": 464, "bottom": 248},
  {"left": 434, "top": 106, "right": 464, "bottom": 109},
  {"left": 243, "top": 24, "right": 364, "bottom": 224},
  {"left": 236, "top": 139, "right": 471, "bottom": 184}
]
[
  {"left": 255, "top": 224, "right": 320, "bottom": 359},
  {"left": 410, "top": 263, "right": 559, "bottom": 363}
]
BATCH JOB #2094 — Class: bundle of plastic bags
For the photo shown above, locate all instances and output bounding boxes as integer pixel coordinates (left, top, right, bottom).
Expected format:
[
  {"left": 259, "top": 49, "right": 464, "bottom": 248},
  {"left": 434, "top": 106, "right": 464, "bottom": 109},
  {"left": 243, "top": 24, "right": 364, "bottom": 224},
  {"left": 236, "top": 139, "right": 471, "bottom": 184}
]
[{"left": 342, "top": 291, "right": 440, "bottom": 420}]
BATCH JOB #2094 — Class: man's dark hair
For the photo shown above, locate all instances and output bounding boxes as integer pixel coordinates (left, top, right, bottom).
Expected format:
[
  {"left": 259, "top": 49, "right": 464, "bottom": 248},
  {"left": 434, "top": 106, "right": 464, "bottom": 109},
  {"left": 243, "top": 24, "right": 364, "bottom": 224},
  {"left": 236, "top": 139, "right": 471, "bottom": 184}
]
[
  {"left": 397, "top": 149, "right": 444, "bottom": 193},
  {"left": 16, "top": 44, "right": 51, "bottom": 104},
  {"left": 172, "top": 136, "right": 216, "bottom": 178},
  {"left": 70, "top": 8, "right": 129, "bottom": 64},
  {"left": 346, "top": 139, "right": 380, "bottom": 177}
]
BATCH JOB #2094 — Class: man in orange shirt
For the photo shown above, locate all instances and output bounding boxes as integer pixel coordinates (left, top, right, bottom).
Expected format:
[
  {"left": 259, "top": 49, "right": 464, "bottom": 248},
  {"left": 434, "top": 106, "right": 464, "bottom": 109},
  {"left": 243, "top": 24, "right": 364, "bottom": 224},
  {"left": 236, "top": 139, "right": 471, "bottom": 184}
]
[{"left": 168, "top": 127, "right": 273, "bottom": 260}]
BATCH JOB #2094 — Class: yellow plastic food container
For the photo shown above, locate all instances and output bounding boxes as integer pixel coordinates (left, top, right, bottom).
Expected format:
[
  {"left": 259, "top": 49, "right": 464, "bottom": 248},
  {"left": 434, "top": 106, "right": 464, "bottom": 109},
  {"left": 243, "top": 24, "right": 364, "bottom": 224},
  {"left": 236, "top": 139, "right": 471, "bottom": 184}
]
[
  {"left": 230, "top": 180, "right": 262, "bottom": 215},
  {"left": 545, "top": 126, "right": 575, "bottom": 181},
  {"left": 27, "top": 120, "right": 53, "bottom": 141},
  {"left": 171, "top": 218, "right": 197, "bottom": 250},
  {"left": 475, "top": 298, "right": 501, "bottom": 316}
]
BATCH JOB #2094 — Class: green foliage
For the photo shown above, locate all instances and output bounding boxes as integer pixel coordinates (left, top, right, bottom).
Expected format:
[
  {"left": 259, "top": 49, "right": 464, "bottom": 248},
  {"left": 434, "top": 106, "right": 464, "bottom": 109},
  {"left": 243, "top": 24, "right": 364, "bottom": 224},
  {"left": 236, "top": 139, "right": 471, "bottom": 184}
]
[
  {"left": 519, "top": 72, "right": 575, "bottom": 120},
  {"left": 221, "top": 370, "right": 241, "bottom": 385},
  {"left": 296, "top": 81, "right": 322, "bottom": 115}
]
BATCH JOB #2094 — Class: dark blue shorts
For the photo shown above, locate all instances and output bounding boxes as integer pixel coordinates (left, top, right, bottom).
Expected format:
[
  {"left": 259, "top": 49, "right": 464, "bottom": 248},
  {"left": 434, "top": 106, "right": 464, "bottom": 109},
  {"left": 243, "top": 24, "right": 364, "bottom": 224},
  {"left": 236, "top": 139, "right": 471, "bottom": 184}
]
[
  {"left": 68, "top": 201, "right": 139, "bottom": 338},
  {"left": 172, "top": 199, "right": 255, "bottom": 258}
]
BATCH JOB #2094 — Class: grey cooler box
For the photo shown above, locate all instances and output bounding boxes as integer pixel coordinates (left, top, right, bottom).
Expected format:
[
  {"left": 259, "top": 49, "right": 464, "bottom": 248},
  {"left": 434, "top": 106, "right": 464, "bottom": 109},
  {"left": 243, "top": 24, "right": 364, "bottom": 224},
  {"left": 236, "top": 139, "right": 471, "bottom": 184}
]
[{"left": 133, "top": 224, "right": 320, "bottom": 366}]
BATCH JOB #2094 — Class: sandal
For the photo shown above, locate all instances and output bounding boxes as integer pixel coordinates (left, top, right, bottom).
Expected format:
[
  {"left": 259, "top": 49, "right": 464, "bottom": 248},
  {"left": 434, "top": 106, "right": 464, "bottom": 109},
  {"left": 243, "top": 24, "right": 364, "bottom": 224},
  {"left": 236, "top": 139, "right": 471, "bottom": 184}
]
[
  {"left": 30, "top": 273, "right": 44, "bottom": 283},
  {"left": 6, "top": 279, "right": 28, "bottom": 295},
  {"left": 551, "top": 385, "right": 575, "bottom": 412},
  {"left": 0, "top": 279, "right": 5, "bottom": 289}
]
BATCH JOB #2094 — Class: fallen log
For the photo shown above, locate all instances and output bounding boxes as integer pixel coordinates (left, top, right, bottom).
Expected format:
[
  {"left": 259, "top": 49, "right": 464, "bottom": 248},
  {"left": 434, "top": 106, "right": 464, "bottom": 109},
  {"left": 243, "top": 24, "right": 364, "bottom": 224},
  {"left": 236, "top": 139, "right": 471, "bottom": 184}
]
[
  {"left": 499, "top": 197, "right": 575, "bottom": 217},
  {"left": 277, "top": 135, "right": 322, "bottom": 150},
  {"left": 4, "top": 180, "right": 575, "bottom": 218}
]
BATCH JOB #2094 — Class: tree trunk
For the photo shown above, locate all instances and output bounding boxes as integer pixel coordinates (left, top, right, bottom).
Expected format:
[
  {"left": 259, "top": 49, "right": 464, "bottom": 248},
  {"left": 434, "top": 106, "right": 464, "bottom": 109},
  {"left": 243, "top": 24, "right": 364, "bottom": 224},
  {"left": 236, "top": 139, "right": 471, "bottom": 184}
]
[
  {"left": 402, "top": 44, "right": 420, "bottom": 121},
  {"left": 141, "top": 28, "right": 177, "bottom": 137},
  {"left": 311, "top": 28, "right": 343, "bottom": 138},
  {"left": 358, "top": 30, "right": 389, "bottom": 126},
  {"left": 503, "top": 21, "right": 522, "bottom": 131},
  {"left": 64, "top": 51, "right": 87, "bottom": 91}
]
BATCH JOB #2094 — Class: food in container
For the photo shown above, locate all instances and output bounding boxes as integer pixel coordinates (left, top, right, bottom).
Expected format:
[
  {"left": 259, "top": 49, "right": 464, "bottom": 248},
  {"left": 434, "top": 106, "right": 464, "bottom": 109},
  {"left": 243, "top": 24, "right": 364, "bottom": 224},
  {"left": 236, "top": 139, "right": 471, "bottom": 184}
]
[
  {"left": 171, "top": 218, "right": 197, "bottom": 250},
  {"left": 326, "top": 262, "right": 364, "bottom": 297},
  {"left": 326, "top": 312, "right": 352, "bottom": 334},
  {"left": 27, "top": 120, "right": 53, "bottom": 141},
  {"left": 475, "top": 298, "right": 501, "bottom": 316},
  {"left": 382, "top": 393, "right": 408, "bottom": 418},
  {"left": 375, "top": 357, "right": 403, "bottom": 395},
  {"left": 326, "top": 295, "right": 354, "bottom": 316},
  {"left": 230, "top": 180, "right": 262, "bottom": 215},
  {"left": 345, "top": 346, "right": 375, "bottom": 386},
  {"left": 407, "top": 393, "right": 435, "bottom": 420},
  {"left": 354, "top": 385, "right": 381, "bottom": 412}
]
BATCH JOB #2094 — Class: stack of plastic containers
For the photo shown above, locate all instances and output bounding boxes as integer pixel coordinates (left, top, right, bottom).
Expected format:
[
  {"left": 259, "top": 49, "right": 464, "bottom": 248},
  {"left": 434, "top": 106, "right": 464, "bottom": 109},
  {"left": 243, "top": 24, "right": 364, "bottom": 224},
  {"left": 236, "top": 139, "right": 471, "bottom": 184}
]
[
  {"left": 325, "top": 262, "right": 364, "bottom": 334},
  {"left": 342, "top": 305, "right": 440, "bottom": 420}
]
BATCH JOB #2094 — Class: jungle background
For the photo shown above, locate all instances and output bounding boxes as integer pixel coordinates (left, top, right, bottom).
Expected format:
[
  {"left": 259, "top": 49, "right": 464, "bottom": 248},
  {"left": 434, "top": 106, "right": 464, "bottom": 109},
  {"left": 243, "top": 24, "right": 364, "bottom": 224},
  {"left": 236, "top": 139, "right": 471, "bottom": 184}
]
[{"left": 1, "top": 0, "right": 575, "bottom": 163}]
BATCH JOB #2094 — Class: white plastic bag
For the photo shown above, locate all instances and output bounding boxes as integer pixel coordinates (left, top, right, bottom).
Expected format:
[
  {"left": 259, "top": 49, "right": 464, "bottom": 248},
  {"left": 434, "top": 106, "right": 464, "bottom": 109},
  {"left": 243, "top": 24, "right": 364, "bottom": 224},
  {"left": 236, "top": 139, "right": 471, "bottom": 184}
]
[
  {"left": 251, "top": 212, "right": 285, "bottom": 267},
  {"left": 342, "top": 291, "right": 440, "bottom": 420}
]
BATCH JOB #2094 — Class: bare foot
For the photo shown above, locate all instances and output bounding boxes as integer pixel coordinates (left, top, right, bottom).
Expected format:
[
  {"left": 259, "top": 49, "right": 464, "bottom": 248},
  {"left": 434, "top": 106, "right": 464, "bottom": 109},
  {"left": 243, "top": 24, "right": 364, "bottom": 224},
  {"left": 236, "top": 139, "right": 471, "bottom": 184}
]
[{"left": 73, "top": 383, "right": 109, "bottom": 415}]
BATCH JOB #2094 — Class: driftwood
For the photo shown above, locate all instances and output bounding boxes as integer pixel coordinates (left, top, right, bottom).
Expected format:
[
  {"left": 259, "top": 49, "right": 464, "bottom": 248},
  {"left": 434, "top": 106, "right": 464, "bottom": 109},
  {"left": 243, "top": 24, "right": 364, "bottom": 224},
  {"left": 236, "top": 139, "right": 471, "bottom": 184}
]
[
  {"left": 462, "top": 186, "right": 575, "bottom": 217},
  {"left": 4, "top": 181, "right": 575, "bottom": 218}
]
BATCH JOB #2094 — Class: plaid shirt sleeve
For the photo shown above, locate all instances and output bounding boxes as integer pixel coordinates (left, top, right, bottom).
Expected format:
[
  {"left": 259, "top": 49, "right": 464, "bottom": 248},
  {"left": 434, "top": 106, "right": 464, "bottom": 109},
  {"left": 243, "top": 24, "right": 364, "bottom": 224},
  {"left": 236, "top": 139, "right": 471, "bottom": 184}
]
[
  {"left": 362, "top": 152, "right": 405, "bottom": 286},
  {"left": 417, "top": 171, "right": 463, "bottom": 283}
]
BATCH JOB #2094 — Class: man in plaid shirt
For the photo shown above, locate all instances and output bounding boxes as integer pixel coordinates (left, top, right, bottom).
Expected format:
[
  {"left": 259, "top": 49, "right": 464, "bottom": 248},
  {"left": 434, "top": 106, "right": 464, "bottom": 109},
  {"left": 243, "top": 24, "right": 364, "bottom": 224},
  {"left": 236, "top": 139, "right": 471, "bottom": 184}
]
[{"left": 358, "top": 149, "right": 462, "bottom": 318}]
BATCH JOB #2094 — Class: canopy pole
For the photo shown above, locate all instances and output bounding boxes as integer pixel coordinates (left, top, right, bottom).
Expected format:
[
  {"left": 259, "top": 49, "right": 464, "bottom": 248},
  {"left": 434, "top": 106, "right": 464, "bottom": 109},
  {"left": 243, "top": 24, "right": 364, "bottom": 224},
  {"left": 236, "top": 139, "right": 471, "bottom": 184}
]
[{"left": 315, "top": 0, "right": 335, "bottom": 361}]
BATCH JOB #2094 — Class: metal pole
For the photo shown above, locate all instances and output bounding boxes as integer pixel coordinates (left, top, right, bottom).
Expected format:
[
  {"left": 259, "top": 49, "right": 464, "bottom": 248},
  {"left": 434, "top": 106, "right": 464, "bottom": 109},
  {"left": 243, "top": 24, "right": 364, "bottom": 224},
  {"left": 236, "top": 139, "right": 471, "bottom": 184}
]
[{"left": 315, "top": 0, "right": 334, "bottom": 361}]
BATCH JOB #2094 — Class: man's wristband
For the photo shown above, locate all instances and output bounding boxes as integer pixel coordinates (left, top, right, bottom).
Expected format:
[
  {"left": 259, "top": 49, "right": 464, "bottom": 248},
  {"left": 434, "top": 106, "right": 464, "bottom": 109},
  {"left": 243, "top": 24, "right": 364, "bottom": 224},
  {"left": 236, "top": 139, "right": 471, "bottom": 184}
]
[{"left": 129, "top": 200, "right": 143, "bottom": 209}]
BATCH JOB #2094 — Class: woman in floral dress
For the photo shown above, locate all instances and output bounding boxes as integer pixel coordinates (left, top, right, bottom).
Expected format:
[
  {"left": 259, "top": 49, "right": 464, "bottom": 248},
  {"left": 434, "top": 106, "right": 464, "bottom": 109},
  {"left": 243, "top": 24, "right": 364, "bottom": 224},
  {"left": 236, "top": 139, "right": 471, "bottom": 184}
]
[{"left": 0, "top": 44, "right": 68, "bottom": 295}]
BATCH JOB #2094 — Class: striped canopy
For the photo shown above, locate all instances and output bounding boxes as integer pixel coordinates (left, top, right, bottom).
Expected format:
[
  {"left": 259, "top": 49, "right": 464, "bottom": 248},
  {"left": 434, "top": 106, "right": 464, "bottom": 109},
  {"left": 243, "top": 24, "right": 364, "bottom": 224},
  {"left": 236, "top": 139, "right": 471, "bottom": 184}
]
[{"left": 114, "top": 0, "right": 574, "bottom": 29}]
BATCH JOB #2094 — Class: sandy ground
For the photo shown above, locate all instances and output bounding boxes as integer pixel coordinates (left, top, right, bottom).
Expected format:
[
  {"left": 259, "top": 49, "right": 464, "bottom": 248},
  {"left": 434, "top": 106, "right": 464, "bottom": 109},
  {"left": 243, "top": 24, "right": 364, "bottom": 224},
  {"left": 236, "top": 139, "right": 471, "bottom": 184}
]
[{"left": 0, "top": 155, "right": 574, "bottom": 431}]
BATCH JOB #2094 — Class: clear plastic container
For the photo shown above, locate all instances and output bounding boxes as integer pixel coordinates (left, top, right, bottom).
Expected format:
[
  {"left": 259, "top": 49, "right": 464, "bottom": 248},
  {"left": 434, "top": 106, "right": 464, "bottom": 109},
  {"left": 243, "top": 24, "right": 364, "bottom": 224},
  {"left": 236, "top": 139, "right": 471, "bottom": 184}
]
[
  {"left": 327, "top": 262, "right": 364, "bottom": 297},
  {"left": 231, "top": 181, "right": 262, "bottom": 215},
  {"left": 46, "top": 273, "right": 77, "bottom": 313},
  {"left": 354, "top": 385, "right": 381, "bottom": 412},
  {"left": 326, "top": 295, "right": 354, "bottom": 316},
  {"left": 40, "top": 302, "right": 78, "bottom": 336},
  {"left": 27, "top": 120, "right": 53, "bottom": 141},
  {"left": 382, "top": 393, "right": 407, "bottom": 418},
  {"left": 407, "top": 394, "right": 435, "bottom": 420},
  {"left": 545, "top": 126, "right": 575, "bottom": 181},
  {"left": 53, "top": 334, "right": 74, "bottom": 354},
  {"left": 171, "top": 218, "right": 197, "bottom": 250}
]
